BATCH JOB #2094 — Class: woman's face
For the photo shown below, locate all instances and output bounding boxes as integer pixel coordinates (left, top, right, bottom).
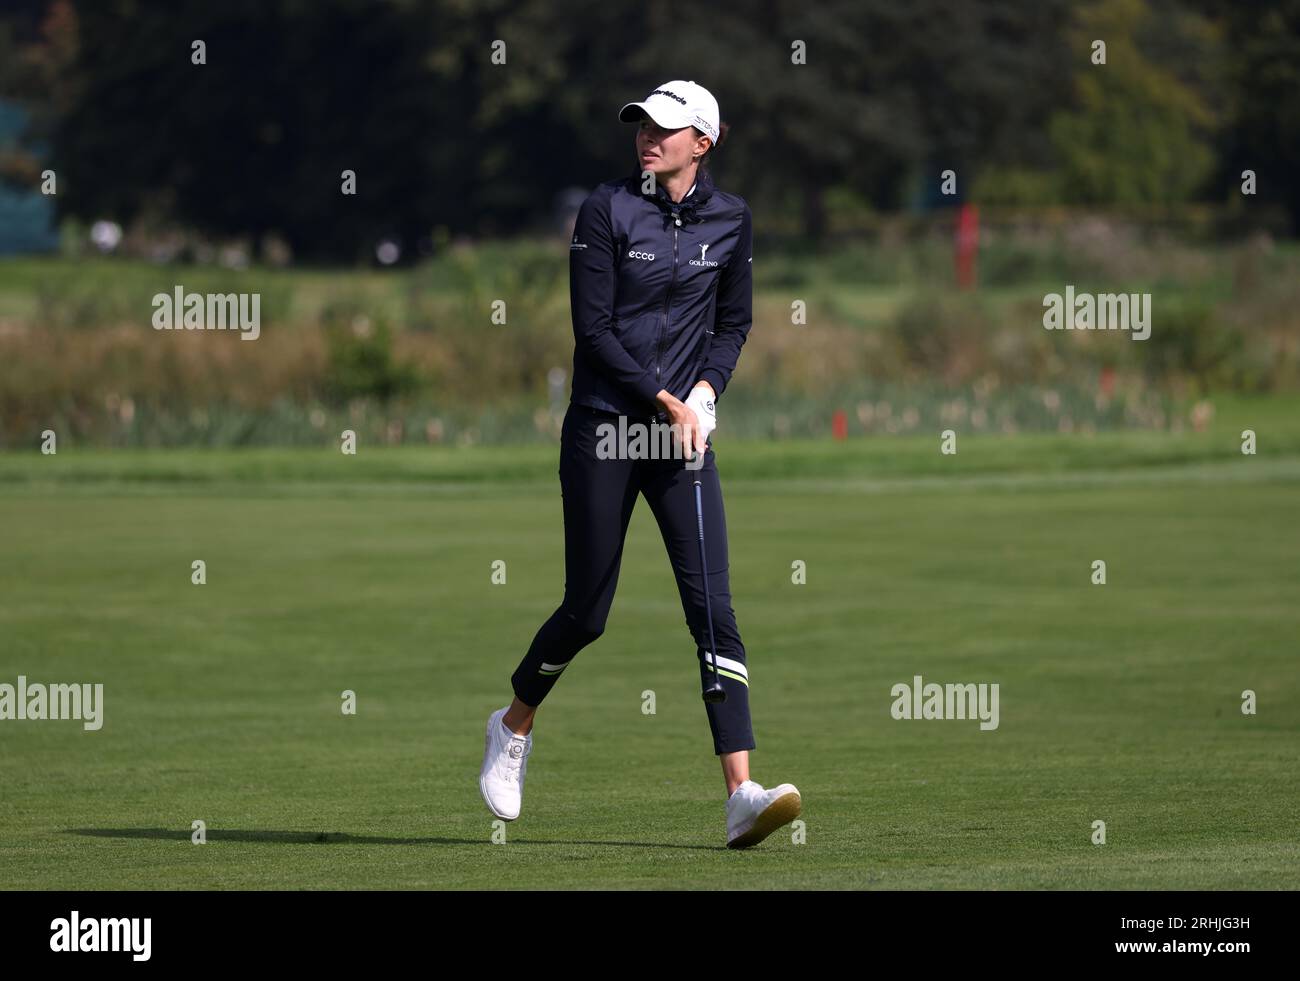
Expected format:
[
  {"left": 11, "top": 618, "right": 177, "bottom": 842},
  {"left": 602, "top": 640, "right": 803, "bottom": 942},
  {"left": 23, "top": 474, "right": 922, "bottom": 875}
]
[{"left": 635, "top": 118, "right": 711, "bottom": 176}]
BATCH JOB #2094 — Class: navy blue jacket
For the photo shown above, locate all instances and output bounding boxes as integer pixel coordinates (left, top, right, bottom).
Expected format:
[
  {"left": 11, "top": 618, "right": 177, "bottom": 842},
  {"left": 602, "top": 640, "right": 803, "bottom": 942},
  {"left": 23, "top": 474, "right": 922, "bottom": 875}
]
[{"left": 568, "top": 166, "right": 753, "bottom": 420}]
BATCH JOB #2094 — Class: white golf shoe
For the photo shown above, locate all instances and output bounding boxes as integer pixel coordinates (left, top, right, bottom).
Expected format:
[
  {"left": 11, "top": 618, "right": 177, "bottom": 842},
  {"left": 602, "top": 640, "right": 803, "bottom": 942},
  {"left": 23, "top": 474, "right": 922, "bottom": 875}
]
[
  {"left": 725, "top": 779, "right": 801, "bottom": 848},
  {"left": 479, "top": 706, "right": 531, "bottom": 821}
]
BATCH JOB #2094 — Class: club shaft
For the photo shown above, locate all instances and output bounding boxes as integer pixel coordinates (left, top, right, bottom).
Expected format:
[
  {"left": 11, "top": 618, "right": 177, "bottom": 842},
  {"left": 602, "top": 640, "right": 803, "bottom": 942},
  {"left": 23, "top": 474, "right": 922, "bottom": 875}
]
[{"left": 693, "top": 480, "right": 720, "bottom": 681}]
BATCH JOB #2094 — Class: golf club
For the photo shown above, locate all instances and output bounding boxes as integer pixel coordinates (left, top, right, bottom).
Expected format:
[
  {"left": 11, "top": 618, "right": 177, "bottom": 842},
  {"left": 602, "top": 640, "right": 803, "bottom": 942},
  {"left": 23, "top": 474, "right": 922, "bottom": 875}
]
[{"left": 693, "top": 475, "right": 726, "bottom": 703}]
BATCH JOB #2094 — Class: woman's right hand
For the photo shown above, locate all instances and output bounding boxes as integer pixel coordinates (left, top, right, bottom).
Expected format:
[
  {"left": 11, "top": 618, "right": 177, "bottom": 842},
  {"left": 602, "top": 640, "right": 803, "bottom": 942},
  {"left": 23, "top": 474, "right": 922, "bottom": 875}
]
[{"left": 656, "top": 389, "right": 706, "bottom": 461}]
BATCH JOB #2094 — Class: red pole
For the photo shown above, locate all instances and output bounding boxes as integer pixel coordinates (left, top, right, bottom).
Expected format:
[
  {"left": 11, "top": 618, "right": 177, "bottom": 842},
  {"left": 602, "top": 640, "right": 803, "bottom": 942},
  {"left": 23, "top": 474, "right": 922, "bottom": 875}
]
[
  {"left": 832, "top": 409, "right": 848, "bottom": 441},
  {"left": 955, "top": 202, "right": 978, "bottom": 290}
]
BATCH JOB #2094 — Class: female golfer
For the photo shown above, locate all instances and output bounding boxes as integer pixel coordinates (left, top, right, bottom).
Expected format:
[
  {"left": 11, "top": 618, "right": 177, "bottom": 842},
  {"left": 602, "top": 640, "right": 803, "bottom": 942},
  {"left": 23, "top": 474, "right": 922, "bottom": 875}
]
[{"left": 479, "top": 81, "right": 800, "bottom": 848}]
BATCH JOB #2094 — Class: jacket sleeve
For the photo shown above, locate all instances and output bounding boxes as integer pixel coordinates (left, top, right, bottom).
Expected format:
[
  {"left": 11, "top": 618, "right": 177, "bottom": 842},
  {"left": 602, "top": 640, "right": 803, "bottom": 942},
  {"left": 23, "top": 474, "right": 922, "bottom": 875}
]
[
  {"left": 698, "top": 202, "right": 753, "bottom": 399},
  {"left": 570, "top": 187, "right": 664, "bottom": 408}
]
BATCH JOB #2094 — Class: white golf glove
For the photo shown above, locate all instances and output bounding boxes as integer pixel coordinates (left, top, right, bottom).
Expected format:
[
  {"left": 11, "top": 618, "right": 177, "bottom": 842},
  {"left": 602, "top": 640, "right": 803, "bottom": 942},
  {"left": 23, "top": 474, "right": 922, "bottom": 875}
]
[{"left": 684, "top": 383, "right": 717, "bottom": 453}]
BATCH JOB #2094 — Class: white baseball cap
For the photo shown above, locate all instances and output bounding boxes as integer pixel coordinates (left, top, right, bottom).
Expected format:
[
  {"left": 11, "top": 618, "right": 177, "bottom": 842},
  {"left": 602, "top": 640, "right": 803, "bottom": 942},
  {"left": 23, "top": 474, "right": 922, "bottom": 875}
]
[{"left": 619, "top": 80, "right": 719, "bottom": 144}]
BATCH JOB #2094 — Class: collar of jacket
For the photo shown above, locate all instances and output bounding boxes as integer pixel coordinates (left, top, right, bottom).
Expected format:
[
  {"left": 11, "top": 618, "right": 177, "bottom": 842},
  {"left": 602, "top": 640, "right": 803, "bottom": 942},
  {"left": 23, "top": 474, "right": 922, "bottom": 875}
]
[{"left": 635, "top": 167, "right": 715, "bottom": 226}]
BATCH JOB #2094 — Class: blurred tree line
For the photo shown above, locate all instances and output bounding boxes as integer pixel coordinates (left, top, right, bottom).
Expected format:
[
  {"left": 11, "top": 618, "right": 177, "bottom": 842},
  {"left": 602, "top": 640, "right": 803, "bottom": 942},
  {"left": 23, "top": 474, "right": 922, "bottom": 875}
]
[{"left": 0, "top": 0, "right": 1296, "bottom": 262}]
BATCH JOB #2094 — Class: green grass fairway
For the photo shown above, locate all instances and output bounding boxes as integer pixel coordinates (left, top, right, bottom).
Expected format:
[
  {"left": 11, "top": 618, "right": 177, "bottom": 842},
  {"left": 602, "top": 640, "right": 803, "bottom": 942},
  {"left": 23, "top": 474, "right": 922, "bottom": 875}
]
[{"left": 2, "top": 415, "right": 1298, "bottom": 888}]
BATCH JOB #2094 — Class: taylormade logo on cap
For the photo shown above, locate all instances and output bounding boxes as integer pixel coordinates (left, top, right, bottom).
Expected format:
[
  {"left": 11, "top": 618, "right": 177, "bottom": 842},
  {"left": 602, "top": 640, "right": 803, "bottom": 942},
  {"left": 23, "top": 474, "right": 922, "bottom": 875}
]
[
  {"left": 651, "top": 88, "right": 687, "bottom": 105},
  {"left": 619, "top": 79, "right": 720, "bottom": 144}
]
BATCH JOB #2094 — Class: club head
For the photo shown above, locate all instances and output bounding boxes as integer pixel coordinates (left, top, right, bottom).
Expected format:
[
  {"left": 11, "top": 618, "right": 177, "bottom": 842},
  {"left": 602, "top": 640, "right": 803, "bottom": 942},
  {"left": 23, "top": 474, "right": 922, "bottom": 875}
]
[{"left": 702, "top": 682, "right": 727, "bottom": 704}]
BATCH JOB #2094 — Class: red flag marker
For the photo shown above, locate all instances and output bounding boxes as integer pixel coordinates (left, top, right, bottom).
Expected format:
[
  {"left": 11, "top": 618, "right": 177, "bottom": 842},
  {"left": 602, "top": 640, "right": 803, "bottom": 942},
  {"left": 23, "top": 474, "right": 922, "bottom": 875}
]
[
  {"left": 832, "top": 409, "right": 848, "bottom": 441},
  {"left": 1099, "top": 365, "right": 1116, "bottom": 398},
  {"left": 955, "top": 203, "right": 978, "bottom": 290}
]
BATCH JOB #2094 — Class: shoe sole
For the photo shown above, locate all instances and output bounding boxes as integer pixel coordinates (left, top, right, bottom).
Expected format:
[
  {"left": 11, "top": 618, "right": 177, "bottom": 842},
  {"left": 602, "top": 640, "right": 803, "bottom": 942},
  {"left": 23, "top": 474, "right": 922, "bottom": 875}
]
[
  {"left": 727, "top": 790, "right": 802, "bottom": 849},
  {"left": 479, "top": 711, "right": 519, "bottom": 821}
]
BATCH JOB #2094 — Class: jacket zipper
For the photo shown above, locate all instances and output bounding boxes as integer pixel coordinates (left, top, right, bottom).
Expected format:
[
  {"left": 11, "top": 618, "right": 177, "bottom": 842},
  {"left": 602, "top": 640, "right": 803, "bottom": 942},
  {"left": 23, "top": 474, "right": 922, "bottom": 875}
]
[{"left": 654, "top": 207, "right": 682, "bottom": 392}]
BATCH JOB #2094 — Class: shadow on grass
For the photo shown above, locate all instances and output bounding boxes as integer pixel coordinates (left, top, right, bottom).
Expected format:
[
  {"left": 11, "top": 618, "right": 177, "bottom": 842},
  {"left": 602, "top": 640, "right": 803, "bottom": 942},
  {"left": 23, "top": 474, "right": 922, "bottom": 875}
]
[{"left": 64, "top": 828, "right": 721, "bottom": 849}]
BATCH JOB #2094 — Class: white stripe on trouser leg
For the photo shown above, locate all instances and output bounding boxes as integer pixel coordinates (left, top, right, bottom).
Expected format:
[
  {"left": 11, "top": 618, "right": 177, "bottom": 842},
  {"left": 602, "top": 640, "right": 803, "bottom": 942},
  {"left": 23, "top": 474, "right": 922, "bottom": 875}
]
[
  {"left": 703, "top": 651, "right": 747, "bottom": 680},
  {"left": 539, "top": 661, "right": 569, "bottom": 676}
]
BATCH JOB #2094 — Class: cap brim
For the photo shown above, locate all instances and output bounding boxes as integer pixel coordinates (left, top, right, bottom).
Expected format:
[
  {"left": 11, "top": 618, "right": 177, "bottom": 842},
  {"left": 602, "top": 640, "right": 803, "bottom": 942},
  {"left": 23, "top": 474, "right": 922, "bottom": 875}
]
[{"left": 618, "top": 101, "right": 692, "bottom": 130}]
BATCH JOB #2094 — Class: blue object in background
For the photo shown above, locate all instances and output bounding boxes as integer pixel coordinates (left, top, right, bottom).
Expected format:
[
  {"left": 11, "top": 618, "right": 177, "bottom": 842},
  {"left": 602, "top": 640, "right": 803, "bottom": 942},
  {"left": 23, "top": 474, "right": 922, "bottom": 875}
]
[{"left": 0, "top": 98, "right": 60, "bottom": 255}]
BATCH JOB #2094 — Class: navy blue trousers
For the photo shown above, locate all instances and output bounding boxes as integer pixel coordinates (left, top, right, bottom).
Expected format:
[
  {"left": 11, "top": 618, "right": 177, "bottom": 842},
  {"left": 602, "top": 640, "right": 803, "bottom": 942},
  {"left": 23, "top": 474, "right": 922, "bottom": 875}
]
[{"left": 511, "top": 402, "right": 755, "bottom": 755}]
